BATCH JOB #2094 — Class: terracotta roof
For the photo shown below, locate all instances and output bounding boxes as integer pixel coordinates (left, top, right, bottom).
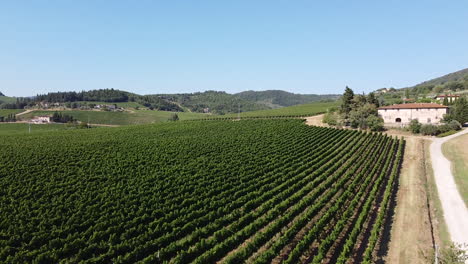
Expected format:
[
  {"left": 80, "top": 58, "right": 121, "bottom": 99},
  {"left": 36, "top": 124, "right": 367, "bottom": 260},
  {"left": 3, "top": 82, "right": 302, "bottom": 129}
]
[{"left": 378, "top": 103, "right": 448, "bottom": 109}]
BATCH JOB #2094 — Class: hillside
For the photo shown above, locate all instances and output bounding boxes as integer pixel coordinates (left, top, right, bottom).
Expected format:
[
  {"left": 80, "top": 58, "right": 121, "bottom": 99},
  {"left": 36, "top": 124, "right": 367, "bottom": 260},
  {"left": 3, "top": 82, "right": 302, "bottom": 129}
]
[
  {"left": 0, "top": 95, "right": 17, "bottom": 104},
  {"left": 413, "top": 68, "right": 468, "bottom": 88},
  {"left": 0, "top": 119, "right": 403, "bottom": 263},
  {"left": 156, "top": 91, "right": 270, "bottom": 114},
  {"left": 373, "top": 68, "right": 468, "bottom": 105},
  {"left": 235, "top": 90, "right": 339, "bottom": 108},
  {"left": 408, "top": 68, "right": 468, "bottom": 95}
]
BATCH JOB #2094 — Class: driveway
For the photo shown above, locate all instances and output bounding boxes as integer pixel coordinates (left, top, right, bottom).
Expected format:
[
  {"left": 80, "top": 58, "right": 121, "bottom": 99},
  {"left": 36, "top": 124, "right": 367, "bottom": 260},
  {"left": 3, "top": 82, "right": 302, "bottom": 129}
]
[{"left": 430, "top": 128, "right": 468, "bottom": 247}]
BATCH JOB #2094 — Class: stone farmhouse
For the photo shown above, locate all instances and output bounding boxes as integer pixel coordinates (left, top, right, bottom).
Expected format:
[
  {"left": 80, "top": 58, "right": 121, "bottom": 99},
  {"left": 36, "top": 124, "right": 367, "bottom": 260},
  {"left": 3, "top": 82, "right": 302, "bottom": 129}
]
[
  {"left": 378, "top": 103, "right": 448, "bottom": 126},
  {"left": 31, "top": 116, "right": 51, "bottom": 124},
  {"left": 434, "top": 94, "right": 460, "bottom": 103}
]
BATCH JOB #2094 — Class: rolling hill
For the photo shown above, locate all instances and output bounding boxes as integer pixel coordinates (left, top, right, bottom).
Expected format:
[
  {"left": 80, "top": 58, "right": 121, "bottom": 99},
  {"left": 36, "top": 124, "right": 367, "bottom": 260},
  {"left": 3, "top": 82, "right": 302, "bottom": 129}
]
[{"left": 5, "top": 89, "right": 340, "bottom": 115}]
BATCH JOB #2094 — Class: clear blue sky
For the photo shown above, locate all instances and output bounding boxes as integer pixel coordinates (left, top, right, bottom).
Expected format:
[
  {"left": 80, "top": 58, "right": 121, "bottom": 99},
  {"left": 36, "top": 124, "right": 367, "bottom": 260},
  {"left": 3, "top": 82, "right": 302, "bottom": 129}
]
[{"left": 1, "top": 1, "right": 467, "bottom": 97}]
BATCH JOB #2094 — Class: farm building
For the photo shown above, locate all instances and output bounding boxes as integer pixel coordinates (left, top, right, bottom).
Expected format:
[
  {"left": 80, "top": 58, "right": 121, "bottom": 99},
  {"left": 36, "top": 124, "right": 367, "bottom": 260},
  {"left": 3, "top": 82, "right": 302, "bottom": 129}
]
[
  {"left": 434, "top": 94, "right": 460, "bottom": 103},
  {"left": 31, "top": 116, "right": 51, "bottom": 124},
  {"left": 378, "top": 103, "right": 448, "bottom": 126}
]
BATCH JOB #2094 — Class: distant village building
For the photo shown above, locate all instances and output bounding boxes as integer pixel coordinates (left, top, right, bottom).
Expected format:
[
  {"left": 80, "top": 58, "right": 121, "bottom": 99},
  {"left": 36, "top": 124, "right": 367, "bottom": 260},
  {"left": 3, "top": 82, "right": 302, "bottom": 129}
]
[
  {"left": 378, "top": 103, "right": 448, "bottom": 126},
  {"left": 94, "top": 104, "right": 119, "bottom": 111},
  {"left": 375, "top": 88, "right": 389, "bottom": 94},
  {"left": 434, "top": 94, "right": 460, "bottom": 103},
  {"left": 31, "top": 116, "right": 51, "bottom": 124}
]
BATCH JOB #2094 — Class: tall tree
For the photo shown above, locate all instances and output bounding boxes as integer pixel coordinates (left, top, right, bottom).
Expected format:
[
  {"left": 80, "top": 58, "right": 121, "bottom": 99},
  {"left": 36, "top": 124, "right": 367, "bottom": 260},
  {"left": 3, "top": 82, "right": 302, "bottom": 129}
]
[
  {"left": 367, "top": 92, "right": 379, "bottom": 107},
  {"left": 340, "top": 86, "right": 354, "bottom": 117},
  {"left": 451, "top": 97, "right": 468, "bottom": 125}
]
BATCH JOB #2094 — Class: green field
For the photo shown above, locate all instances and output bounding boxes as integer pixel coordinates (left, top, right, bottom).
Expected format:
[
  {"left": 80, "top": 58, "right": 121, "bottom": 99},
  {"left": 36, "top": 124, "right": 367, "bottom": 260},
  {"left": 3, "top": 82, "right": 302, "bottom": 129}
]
[
  {"left": 0, "top": 119, "right": 403, "bottom": 263},
  {"left": 0, "top": 123, "right": 74, "bottom": 135},
  {"left": 0, "top": 109, "right": 24, "bottom": 117},
  {"left": 208, "top": 101, "right": 339, "bottom": 119},
  {"left": 0, "top": 96, "right": 17, "bottom": 104},
  {"left": 18, "top": 110, "right": 209, "bottom": 125}
]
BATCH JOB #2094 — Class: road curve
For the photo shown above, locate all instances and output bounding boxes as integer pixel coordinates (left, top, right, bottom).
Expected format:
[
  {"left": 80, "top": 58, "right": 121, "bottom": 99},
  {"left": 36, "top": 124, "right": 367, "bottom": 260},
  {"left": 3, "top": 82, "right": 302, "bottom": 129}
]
[{"left": 429, "top": 128, "right": 468, "bottom": 247}]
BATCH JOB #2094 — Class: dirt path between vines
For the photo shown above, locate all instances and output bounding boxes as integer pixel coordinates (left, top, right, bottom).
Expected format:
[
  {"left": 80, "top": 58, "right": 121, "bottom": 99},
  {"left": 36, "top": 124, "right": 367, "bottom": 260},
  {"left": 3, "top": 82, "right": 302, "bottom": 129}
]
[
  {"left": 15, "top": 109, "right": 33, "bottom": 116},
  {"left": 385, "top": 137, "right": 437, "bottom": 264}
]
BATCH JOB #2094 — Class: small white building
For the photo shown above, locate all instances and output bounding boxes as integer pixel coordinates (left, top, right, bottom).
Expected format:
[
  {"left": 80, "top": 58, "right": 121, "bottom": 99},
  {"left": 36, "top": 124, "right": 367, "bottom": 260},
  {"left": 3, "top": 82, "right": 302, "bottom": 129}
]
[
  {"left": 31, "top": 116, "right": 51, "bottom": 124},
  {"left": 378, "top": 103, "right": 448, "bottom": 126}
]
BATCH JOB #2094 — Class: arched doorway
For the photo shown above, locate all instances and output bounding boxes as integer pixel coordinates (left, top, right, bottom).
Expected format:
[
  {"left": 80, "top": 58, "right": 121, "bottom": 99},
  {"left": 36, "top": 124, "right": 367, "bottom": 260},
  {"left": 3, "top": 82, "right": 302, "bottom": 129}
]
[{"left": 395, "top": 118, "right": 401, "bottom": 123}]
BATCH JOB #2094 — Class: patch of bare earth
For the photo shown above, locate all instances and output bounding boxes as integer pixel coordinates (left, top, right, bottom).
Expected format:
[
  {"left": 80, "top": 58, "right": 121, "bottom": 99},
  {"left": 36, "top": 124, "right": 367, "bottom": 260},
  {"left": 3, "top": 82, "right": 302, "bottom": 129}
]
[
  {"left": 384, "top": 137, "right": 437, "bottom": 264},
  {"left": 305, "top": 114, "right": 328, "bottom": 127}
]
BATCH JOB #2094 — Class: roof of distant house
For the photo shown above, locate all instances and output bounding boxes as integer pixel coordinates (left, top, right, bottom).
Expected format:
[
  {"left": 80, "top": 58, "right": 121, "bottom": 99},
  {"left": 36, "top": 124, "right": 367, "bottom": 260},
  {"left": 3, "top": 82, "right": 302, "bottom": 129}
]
[{"left": 378, "top": 103, "right": 448, "bottom": 109}]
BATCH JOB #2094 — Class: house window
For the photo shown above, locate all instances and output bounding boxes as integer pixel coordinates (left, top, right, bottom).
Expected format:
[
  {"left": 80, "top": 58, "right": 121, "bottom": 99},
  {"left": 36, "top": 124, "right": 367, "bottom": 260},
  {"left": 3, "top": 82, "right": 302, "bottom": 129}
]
[{"left": 427, "top": 118, "right": 431, "bottom": 123}]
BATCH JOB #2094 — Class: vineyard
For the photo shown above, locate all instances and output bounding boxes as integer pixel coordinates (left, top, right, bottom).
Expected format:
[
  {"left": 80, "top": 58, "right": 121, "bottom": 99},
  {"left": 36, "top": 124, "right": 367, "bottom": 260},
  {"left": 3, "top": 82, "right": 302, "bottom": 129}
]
[
  {"left": 0, "top": 119, "right": 403, "bottom": 263},
  {"left": 205, "top": 101, "right": 339, "bottom": 120},
  {"left": 18, "top": 110, "right": 209, "bottom": 125}
]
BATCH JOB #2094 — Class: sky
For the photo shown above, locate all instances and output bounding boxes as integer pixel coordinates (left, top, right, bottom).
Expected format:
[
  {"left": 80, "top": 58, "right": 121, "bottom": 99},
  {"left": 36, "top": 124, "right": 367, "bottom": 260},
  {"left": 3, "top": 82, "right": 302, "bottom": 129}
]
[{"left": 1, "top": 1, "right": 468, "bottom": 97}]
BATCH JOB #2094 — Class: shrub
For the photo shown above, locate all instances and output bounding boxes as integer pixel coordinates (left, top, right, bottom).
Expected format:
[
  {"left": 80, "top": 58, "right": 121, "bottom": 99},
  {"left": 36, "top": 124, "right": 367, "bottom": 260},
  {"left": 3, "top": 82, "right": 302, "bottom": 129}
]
[
  {"left": 420, "top": 124, "right": 438, "bottom": 136},
  {"left": 409, "top": 119, "right": 421, "bottom": 134},
  {"left": 448, "top": 120, "right": 462, "bottom": 131},
  {"left": 438, "top": 124, "right": 452, "bottom": 134},
  {"left": 322, "top": 112, "right": 338, "bottom": 126},
  {"left": 366, "top": 115, "right": 384, "bottom": 131}
]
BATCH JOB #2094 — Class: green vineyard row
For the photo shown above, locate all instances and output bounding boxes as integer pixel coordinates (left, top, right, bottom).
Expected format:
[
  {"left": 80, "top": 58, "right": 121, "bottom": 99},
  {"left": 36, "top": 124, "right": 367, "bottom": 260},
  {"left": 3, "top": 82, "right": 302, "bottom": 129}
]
[{"left": 0, "top": 119, "right": 403, "bottom": 263}]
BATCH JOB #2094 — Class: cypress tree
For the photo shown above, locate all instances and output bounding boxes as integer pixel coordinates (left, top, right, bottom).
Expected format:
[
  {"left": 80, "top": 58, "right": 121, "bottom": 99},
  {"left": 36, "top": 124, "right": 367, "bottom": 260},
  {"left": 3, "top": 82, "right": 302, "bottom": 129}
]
[{"left": 340, "top": 86, "right": 354, "bottom": 117}]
